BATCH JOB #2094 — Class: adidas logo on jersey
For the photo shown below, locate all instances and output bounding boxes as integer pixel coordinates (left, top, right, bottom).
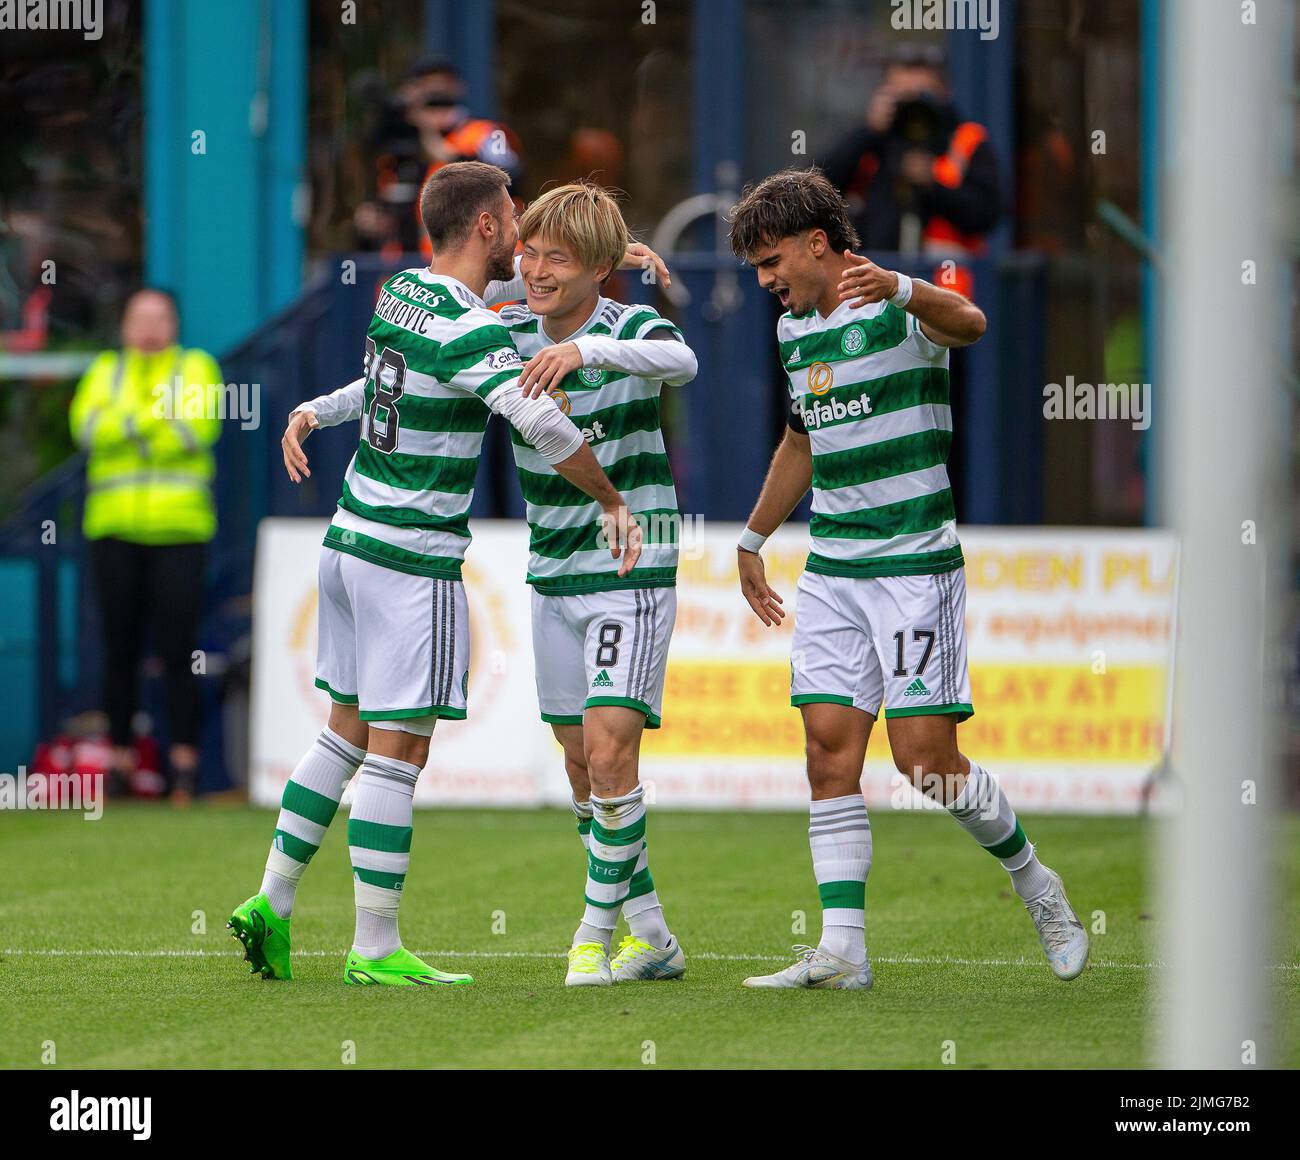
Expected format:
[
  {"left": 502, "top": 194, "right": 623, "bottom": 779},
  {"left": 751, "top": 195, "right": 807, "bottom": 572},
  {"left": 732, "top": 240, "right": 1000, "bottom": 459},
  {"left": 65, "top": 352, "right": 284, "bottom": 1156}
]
[
  {"left": 787, "top": 345, "right": 801, "bottom": 365},
  {"left": 903, "top": 678, "right": 930, "bottom": 697},
  {"left": 591, "top": 670, "right": 614, "bottom": 688}
]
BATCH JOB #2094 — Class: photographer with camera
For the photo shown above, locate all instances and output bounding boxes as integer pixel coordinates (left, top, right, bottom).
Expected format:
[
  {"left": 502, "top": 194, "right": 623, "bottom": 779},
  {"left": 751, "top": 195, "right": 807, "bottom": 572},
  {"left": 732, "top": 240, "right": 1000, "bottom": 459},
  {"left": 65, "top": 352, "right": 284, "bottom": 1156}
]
[
  {"left": 355, "top": 57, "right": 523, "bottom": 254},
  {"left": 821, "top": 48, "right": 1000, "bottom": 257}
]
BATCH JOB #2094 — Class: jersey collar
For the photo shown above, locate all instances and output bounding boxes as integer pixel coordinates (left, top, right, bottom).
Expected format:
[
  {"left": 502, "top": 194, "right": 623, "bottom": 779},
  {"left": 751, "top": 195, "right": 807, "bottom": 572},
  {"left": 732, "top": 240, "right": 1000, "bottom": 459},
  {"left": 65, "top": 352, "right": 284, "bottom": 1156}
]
[{"left": 416, "top": 267, "right": 486, "bottom": 309}]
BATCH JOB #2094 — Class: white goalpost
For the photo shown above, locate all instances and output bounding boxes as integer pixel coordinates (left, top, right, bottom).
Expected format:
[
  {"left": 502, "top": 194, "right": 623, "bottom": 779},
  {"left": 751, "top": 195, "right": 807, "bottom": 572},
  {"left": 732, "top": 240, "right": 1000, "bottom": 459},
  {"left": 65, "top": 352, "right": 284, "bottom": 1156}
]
[{"left": 1157, "top": 0, "right": 1291, "bottom": 1068}]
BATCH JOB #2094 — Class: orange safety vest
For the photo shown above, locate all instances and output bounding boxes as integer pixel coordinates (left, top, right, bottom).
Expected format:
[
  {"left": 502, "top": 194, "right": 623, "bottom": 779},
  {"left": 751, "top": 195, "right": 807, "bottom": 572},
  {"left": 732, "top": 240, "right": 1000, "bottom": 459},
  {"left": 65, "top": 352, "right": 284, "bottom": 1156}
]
[
  {"left": 416, "top": 120, "right": 524, "bottom": 258},
  {"left": 924, "top": 121, "right": 989, "bottom": 255}
]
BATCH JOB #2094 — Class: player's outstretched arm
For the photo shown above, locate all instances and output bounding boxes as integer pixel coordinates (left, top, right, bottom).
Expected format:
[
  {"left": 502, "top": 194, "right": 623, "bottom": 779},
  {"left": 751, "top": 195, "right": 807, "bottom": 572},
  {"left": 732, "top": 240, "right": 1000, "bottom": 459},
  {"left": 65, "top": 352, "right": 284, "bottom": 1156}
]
[
  {"left": 550, "top": 442, "right": 644, "bottom": 578},
  {"left": 282, "top": 376, "right": 367, "bottom": 483},
  {"left": 836, "top": 251, "right": 986, "bottom": 347},
  {"left": 519, "top": 330, "right": 697, "bottom": 396},
  {"left": 737, "top": 428, "right": 812, "bottom": 627}
]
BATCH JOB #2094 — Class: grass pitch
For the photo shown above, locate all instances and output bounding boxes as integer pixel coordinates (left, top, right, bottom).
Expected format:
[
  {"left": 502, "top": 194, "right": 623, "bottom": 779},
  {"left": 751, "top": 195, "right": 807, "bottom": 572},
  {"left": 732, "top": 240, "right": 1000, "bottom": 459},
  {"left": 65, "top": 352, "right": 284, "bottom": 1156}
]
[{"left": 2, "top": 805, "right": 1296, "bottom": 1069}]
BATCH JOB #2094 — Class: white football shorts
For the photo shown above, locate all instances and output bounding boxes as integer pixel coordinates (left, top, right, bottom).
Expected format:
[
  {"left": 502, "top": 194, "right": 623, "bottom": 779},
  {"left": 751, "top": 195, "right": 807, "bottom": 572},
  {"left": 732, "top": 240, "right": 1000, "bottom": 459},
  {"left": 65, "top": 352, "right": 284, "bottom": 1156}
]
[
  {"left": 790, "top": 567, "right": 972, "bottom": 721},
  {"left": 531, "top": 586, "right": 676, "bottom": 728},
  {"left": 315, "top": 546, "right": 469, "bottom": 723}
]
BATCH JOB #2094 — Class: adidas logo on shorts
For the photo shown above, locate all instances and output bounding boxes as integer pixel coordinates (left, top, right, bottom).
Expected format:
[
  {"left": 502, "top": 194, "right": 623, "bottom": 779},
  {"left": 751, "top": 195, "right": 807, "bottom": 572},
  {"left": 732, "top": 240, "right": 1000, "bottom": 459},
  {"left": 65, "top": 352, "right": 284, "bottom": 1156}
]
[
  {"left": 591, "top": 670, "right": 614, "bottom": 688},
  {"left": 903, "top": 677, "right": 930, "bottom": 697}
]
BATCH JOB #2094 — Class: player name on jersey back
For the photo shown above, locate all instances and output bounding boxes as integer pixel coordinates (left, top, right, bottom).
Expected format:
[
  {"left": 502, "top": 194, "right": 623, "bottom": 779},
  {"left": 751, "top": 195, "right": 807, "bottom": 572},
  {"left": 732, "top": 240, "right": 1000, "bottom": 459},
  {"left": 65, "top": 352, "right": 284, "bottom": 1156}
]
[
  {"left": 782, "top": 298, "right": 963, "bottom": 578},
  {"left": 324, "top": 268, "right": 522, "bottom": 580},
  {"left": 503, "top": 297, "right": 682, "bottom": 596}
]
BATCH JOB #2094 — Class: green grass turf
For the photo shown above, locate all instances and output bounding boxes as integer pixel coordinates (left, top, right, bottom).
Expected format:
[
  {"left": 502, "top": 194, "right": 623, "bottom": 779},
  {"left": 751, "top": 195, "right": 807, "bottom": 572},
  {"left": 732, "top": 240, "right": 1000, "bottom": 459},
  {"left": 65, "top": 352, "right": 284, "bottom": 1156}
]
[{"left": 1, "top": 805, "right": 1296, "bottom": 1069}]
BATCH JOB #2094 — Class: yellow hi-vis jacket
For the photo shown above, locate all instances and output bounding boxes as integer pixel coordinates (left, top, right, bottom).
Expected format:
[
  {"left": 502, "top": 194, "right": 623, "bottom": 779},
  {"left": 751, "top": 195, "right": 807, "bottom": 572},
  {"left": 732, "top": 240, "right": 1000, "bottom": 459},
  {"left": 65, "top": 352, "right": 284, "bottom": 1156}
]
[{"left": 69, "top": 345, "right": 224, "bottom": 544}]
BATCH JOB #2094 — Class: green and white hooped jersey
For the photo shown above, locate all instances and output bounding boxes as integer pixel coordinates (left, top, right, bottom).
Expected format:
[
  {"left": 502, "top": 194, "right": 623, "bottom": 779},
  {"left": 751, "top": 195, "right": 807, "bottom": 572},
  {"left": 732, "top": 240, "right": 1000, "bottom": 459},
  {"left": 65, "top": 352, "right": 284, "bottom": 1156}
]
[
  {"left": 501, "top": 297, "right": 682, "bottom": 596},
  {"left": 782, "top": 298, "right": 963, "bottom": 578},
  {"left": 326, "top": 268, "right": 525, "bottom": 580}
]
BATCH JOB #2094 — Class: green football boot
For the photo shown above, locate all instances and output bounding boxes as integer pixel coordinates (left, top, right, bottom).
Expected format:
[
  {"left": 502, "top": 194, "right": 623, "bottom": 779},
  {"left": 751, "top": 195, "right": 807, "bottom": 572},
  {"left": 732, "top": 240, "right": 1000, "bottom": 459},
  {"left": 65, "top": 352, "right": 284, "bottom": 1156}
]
[
  {"left": 228, "top": 893, "right": 293, "bottom": 981},
  {"left": 343, "top": 946, "right": 473, "bottom": 987}
]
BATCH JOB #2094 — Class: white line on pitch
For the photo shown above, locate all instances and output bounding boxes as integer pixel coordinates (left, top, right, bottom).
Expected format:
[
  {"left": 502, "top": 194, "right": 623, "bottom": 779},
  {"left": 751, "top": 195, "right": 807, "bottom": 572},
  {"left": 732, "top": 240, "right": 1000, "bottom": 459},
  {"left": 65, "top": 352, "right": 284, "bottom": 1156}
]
[{"left": 3, "top": 946, "right": 1297, "bottom": 970}]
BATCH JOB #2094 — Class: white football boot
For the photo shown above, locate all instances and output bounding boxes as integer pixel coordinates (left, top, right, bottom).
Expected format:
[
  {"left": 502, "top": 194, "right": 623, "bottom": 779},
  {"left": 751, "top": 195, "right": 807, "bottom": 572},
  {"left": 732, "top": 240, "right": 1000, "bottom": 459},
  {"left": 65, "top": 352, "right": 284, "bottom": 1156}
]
[
  {"left": 565, "top": 941, "right": 613, "bottom": 986},
  {"left": 1025, "top": 869, "right": 1089, "bottom": 980},
  {"left": 742, "top": 945, "right": 873, "bottom": 990},
  {"left": 610, "top": 934, "right": 686, "bottom": 982}
]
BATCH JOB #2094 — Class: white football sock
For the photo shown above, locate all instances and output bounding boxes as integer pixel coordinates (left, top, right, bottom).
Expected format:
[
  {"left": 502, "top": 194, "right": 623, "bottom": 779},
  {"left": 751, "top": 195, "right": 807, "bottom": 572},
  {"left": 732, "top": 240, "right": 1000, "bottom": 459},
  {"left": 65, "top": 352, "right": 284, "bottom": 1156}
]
[
  {"left": 623, "top": 840, "right": 672, "bottom": 948},
  {"left": 809, "top": 793, "right": 872, "bottom": 967},
  {"left": 949, "top": 762, "right": 1052, "bottom": 901},
  {"left": 574, "top": 786, "right": 645, "bottom": 950},
  {"left": 261, "top": 727, "right": 363, "bottom": 918},
  {"left": 347, "top": 754, "right": 419, "bottom": 959}
]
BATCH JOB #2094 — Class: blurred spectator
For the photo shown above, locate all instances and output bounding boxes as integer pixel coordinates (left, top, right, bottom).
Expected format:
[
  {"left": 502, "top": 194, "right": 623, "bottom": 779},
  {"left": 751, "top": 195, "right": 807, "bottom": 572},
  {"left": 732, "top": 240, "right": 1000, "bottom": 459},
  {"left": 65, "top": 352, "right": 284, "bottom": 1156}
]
[
  {"left": 354, "top": 57, "right": 523, "bottom": 254},
  {"left": 553, "top": 127, "right": 626, "bottom": 190},
  {"left": 820, "top": 48, "right": 1001, "bottom": 256},
  {"left": 68, "top": 289, "right": 222, "bottom": 803}
]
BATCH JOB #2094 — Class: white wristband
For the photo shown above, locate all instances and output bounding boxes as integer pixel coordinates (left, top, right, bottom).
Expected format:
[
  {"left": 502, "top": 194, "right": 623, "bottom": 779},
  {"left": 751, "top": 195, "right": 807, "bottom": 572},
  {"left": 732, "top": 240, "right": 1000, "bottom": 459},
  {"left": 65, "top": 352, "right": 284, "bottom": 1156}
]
[
  {"left": 889, "top": 272, "right": 913, "bottom": 308},
  {"left": 738, "top": 527, "right": 768, "bottom": 554}
]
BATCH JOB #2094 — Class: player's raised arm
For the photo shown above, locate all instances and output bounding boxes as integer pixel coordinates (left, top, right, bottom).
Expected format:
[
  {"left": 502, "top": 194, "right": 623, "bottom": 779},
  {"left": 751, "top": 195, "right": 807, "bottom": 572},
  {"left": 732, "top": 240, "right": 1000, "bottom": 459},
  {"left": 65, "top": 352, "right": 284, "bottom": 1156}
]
[
  {"left": 836, "top": 252, "right": 985, "bottom": 347},
  {"left": 737, "top": 423, "right": 813, "bottom": 626},
  {"left": 282, "top": 376, "right": 367, "bottom": 483}
]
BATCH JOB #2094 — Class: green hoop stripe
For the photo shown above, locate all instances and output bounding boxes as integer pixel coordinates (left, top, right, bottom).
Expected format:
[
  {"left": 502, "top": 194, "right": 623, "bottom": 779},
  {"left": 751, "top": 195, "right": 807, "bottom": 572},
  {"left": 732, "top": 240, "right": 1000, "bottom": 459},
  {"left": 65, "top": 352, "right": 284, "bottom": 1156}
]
[
  {"left": 587, "top": 851, "right": 640, "bottom": 883},
  {"left": 324, "top": 525, "right": 465, "bottom": 580},
  {"left": 347, "top": 818, "right": 413, "bottom": 854},
  {"left": 591, "top": 816, "right": 647, "bottom": 847},
  {"left": 818, "top": 880, "right": 866, "bottom": 910},
  {"left": 984, "top": 821, "right": 1028, "bottom": 861},
  {"left": 351, "top": 866, "right": 406, "bottom": 891},
  {"left": 273, "top": 829, "right": 319, "bottom": 866},
  {"left": 281, "top": 781, "right": 340, "bottom": 827},
  {"left": 805, "top": 546, "right": 964, "bottom": 579},
  {"left": 625, "top": 864, "right": 656, "bottom": 902},
  {"left": 529, "top": 570, "right": 677, "bottom": 596}
]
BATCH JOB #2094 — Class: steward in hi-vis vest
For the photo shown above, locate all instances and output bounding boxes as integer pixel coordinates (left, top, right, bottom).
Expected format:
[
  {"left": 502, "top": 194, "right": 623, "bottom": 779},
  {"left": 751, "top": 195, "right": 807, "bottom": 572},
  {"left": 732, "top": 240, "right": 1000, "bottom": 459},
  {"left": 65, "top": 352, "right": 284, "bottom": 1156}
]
[{"left": 70, "top": 342, "right": 223, "bottom": 544}]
